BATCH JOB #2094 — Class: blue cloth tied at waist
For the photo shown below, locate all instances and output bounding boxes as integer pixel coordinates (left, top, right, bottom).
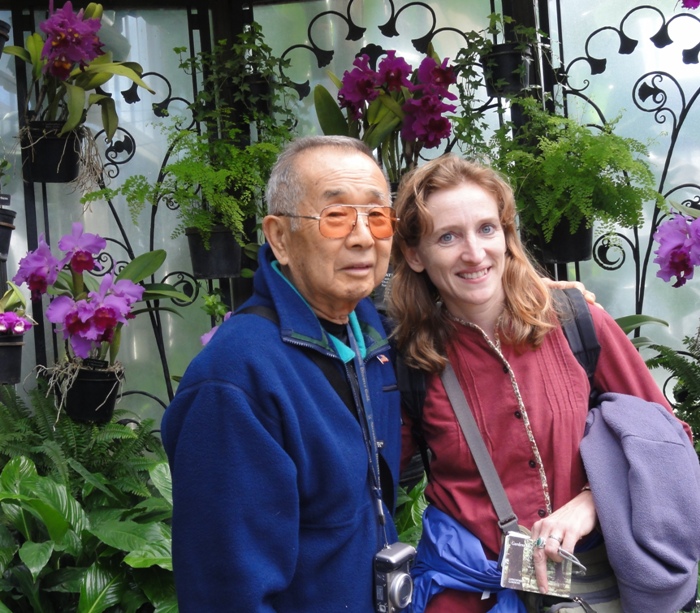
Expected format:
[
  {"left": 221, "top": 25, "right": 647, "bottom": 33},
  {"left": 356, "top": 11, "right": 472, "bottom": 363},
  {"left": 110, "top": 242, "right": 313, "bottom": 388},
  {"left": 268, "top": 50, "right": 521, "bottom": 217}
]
[{"left": 411, "top": 505, "right": 527, "bottom": 613}]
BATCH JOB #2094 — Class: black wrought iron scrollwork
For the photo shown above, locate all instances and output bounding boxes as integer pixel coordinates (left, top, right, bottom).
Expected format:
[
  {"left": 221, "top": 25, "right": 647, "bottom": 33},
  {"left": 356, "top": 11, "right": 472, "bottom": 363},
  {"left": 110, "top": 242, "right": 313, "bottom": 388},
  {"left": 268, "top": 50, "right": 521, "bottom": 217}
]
[{"left": 558, "top": 3, "right": 700, "bottom": 317}]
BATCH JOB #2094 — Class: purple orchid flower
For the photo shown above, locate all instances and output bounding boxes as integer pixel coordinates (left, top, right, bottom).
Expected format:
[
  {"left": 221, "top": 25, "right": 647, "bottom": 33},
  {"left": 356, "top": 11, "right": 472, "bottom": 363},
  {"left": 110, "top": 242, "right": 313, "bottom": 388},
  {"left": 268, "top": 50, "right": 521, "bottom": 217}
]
[
  {"left": 653, "top": 214, "right": 698, "bottom": 287},
  {"left": 338, "top": 55, "right": 381, "bottom": 120},
  {"left": 201, "top": 311, "right": 232, "bottom": 346},
  {"left": 682, "top": 0, "right": 700, "bottom": 9},
  {"left": 0, "top": 312, "right": 33, "bottom": 335},
  {"left": 13, "top": 234, "right": 62, "bottom": 301},
  {"left": 377, "top": 51, "right": 413, "bottom": 92},
  {"left": 40, "top": 1, "right": 104, "bottom": 80},
  {"left": 58, "top": 221, "right": 107, "bottom": 273},
  {"left": 416, "top": 56, "right": 457, "bottom": 99},
  {"left": 401, "top": 94, "right": 456, "bottom": 148}
]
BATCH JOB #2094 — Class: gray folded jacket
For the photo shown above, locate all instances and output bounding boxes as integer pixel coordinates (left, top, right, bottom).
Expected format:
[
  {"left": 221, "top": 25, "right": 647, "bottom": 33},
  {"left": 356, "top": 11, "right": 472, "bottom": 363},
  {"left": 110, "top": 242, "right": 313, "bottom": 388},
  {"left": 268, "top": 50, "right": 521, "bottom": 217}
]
[{"left": 580, "top": 391, "right": 700, "bottom": 613}]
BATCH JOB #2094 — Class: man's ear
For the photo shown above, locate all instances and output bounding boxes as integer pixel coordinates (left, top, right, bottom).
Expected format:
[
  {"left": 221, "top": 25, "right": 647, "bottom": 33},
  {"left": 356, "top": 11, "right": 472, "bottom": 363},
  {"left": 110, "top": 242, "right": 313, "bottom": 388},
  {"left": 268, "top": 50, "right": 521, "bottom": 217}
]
[
  {"left": 262, "top": 215, "right": 291, "bottom": 266},
  {"left": 403, "top": 245, "right": 425, "bottom": 273}
]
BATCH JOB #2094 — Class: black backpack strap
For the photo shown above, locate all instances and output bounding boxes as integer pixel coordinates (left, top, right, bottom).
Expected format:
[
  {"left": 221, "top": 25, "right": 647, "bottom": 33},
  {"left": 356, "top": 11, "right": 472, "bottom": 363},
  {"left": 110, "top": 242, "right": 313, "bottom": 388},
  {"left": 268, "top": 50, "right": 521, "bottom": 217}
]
[
  {"left": 555, "top": 288, "right": 601, "bottom": 396},
  {"left": 396, "top": 352, "right": 431, "bottom": 479}
]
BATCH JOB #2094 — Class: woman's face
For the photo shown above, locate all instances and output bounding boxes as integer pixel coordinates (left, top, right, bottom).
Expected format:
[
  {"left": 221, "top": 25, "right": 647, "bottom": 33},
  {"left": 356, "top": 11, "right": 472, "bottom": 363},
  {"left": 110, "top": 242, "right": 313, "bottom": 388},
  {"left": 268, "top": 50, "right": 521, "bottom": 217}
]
[{"left": 403, "top": 181, "right": 507, "bottom": 325}]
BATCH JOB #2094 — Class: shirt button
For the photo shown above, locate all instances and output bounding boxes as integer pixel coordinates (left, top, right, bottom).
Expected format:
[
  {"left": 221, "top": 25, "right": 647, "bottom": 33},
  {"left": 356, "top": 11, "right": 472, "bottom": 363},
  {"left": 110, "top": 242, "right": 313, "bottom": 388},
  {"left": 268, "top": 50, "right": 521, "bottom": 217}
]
[
  {"left": 528, "top": 460, "right": 536, "bottom": 468},
  {"left": 514, "top": 411, "right": 522, "bottom": 419},
  {"left": 538, "top": 509, "right": 546, "bottom": 518}
]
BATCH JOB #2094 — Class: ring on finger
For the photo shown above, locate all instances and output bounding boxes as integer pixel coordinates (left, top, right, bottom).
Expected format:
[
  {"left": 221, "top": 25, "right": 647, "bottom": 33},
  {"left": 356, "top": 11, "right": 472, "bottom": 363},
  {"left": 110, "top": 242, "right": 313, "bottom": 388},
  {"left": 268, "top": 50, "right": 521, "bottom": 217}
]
[
  {"left": 547, "top": 534, "right": 563, "bottom": 544},
  {"left": 534, "top": 537, "right": 546, "bottom": 549}
]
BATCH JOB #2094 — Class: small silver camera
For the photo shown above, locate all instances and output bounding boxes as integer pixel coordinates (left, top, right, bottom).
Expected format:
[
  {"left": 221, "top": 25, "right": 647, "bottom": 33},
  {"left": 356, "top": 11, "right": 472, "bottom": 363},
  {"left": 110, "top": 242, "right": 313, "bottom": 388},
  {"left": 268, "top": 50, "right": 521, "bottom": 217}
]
[{"left": 374, "top": 542, "right": 416, "bottom": 613}]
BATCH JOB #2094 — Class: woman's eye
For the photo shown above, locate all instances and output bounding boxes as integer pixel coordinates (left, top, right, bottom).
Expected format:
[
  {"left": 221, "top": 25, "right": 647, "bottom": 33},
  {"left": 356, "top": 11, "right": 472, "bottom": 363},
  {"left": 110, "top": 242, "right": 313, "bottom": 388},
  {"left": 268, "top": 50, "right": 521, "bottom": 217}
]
[
  {"left": 481, "top": 224, "right": 496, "bottom": 235},
  {"left": 438, "top": 232, "right": 454, "bottom": 244}
]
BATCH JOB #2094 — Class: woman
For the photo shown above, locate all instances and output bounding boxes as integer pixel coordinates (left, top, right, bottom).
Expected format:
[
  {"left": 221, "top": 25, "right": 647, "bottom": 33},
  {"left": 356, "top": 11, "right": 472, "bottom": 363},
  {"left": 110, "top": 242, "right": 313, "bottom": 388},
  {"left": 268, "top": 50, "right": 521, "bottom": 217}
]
[{"left": 388, "top": 155, "right": 691, "bottom": 613}]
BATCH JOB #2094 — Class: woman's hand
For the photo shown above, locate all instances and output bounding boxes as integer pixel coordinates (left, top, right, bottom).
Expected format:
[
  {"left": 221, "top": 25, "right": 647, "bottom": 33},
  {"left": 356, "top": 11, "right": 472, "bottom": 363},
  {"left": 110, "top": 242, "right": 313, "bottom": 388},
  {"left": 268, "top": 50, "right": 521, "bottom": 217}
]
[
  {"left": 530, "top": 490, "right": 597, "bottom": 594},
  {"left": 541, "top": 278, "right": 601, "bottom": 309}
]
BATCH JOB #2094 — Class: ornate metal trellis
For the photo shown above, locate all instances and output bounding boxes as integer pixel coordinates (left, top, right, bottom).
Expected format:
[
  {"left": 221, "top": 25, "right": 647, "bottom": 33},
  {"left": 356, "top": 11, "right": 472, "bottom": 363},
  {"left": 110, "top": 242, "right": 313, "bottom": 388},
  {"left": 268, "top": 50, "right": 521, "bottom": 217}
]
[
  {"left": 5, "top": 5, "right": 244, "bottom": 413},
  {"left": 555, "top": 4, "right": 700, "bottom": 318}
]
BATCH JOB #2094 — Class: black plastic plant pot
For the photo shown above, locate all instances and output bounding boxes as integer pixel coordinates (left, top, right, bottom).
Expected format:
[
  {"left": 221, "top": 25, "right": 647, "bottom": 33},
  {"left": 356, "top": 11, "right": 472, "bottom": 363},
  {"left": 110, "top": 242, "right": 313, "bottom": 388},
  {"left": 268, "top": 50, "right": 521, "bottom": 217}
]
[
  {"left": 526, "top": 219, "right": 594, "bottom": 265},
  {"left": 186, "top": 225, "right": 242, "bottom": 279},
  {"left": 0, "top": 200, "right": 15, "bottom": 262},
  {"left": 22, "top": 121, "right": 81, "bottom": 183},
  {"left": 0, "top": 334, "right": 24, "bottom": 385},
  {"left": 64, "top": 368, "right": 120, "bottom": 424},
  {"left": 482, "top": 42, "right": 533, "bottom": 98},
  {"left": 0, "top": 20, "right": 10, "bottom": 57}
]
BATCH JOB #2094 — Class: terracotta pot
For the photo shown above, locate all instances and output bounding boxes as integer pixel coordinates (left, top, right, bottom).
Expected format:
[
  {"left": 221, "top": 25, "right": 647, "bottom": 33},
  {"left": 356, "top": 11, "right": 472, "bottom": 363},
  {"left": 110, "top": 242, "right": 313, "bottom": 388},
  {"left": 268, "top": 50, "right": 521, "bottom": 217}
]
[
  {"left": 0, "top": 334, "right": 24, "bottom": 385},
  {"left": 22, "top": 121, "right": 82, "bottom": 183}
]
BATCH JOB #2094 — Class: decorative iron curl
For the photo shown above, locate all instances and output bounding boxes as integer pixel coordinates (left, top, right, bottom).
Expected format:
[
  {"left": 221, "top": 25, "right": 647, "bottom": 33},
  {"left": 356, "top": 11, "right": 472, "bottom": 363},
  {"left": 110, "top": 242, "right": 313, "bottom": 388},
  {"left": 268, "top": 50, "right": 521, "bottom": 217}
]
[
  {"left": 162, "top": 271, "right": 200, "bottom": 308},
  {"left": 93, "top": 251, "right": 118, "bottom": 277},
  {"left": 633, "top": 72, "right": 681, "bottom": 130},
  {"left": 100, "top": 128, "right": 137, "bottom": 180},
  {"left": 591, "top": 231, "right": 635, "bottom": 272}
]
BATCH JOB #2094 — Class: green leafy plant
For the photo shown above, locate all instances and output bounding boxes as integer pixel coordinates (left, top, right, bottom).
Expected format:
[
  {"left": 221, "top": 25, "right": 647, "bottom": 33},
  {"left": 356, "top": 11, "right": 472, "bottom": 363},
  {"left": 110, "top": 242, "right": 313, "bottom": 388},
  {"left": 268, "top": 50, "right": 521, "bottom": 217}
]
[
  {"left": 647, "top": 327, "right": 700, "bottom": 454},
  {"left": 394, "top": 474, "right": 428, "bottom": 547},
  {"left": 491, "top": 97, "right": 664, "bottom": 243},
  {"left": 0, "top": 383, "right": 175, "bottom": 612},
  {"left": 83, "top": 22, "right": 296, "bottom": 248},
  {"left": 4, "top": 2, "right": 154, "bottom": 141}
]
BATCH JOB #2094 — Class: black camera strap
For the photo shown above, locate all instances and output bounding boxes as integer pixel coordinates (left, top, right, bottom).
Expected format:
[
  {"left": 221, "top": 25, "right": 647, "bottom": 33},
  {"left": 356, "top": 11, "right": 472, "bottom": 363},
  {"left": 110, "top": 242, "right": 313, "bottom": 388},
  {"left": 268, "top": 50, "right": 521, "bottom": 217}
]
[{"left": 347, "top": 322, "right": 390, "bottom": 548}]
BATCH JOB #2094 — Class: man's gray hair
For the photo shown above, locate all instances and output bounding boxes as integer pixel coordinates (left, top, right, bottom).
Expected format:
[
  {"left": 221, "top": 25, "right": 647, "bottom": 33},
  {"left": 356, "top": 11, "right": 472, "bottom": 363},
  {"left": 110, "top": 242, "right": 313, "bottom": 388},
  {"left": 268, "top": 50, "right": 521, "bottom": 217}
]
[{"left": 265, "top": 135, "right": 387, "bottom": 220}]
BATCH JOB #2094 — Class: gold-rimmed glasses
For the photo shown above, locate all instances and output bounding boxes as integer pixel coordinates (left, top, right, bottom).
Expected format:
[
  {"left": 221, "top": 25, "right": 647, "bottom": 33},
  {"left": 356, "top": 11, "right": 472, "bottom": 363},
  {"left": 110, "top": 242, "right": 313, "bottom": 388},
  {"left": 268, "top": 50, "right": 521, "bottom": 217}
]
[{"left": 279, "top": 204, "right": 399, "bottom": 239}]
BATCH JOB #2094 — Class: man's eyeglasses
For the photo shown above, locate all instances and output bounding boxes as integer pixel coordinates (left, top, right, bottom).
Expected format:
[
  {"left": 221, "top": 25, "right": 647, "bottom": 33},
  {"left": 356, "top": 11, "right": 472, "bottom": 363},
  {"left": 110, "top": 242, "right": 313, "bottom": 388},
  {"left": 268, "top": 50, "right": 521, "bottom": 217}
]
[{"left": 279, "top": 204, "right": 399, "bottom": 239}]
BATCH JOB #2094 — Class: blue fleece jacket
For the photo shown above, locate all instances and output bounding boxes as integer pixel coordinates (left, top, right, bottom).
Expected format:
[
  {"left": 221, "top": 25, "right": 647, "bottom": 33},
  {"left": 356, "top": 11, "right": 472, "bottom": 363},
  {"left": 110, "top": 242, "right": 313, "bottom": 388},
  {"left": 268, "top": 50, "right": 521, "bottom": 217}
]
[{"left": 161, "top": 243, "right": 402, "bottom": 612}]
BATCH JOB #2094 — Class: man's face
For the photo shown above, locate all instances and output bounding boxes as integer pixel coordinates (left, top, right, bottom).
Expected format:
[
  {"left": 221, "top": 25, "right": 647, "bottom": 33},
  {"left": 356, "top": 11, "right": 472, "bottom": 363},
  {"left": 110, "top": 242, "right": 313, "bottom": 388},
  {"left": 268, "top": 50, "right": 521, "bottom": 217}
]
[{"left": 265, "top": 147, "right": 392, "bottom": 323}]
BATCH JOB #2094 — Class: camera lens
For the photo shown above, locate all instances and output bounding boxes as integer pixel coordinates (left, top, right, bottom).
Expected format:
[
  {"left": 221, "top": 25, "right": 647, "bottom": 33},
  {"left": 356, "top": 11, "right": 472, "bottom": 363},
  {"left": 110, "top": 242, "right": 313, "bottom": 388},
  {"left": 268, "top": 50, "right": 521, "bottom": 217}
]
[{"left": 388, "top": 572, "right": 413, "bottom": 609}]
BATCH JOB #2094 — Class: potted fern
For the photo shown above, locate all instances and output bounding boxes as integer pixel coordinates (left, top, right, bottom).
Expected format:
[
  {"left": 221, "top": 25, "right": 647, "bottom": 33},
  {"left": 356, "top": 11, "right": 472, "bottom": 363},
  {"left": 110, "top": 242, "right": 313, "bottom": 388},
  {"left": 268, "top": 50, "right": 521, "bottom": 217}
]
[
  {"left": 491, "top": 97, "right": 663, "bottom": 263},
  {"left": 84, "top": 23, "right": 295, "bottom": 279}
]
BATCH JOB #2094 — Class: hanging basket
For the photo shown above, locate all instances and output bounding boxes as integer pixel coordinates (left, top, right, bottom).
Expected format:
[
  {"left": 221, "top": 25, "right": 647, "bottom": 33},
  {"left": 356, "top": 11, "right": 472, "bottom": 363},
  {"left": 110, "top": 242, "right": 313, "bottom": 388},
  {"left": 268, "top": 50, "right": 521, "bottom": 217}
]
[
  {"left": 0, "top": 334, "right": 24, "bottom": 385},
  {"left": 0, "top": 200, "right": 16, "bottom": 262},
  {"left": 21, "top": 121, "right": 82, "bottom": 183},
  {"left": 0, "top": 20, "right": 9, "bottom": 57},
  {"left": 186, "top": 225, "right": 242, "bottom": 279},
  {"left": 482, "top": 42, "right": 533, "bottom": 98},
  {"left": 63, "top": 363, "right": 121, "bottom": 424},
  {"left": 525, "top": 218, "right": 594, "bottom": 265}
]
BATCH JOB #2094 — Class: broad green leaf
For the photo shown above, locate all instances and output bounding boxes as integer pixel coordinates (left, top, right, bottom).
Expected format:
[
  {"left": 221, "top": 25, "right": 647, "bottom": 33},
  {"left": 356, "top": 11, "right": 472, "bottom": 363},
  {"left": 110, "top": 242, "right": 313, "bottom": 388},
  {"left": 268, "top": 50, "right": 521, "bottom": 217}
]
[
  {"left": 0, "top": 456, "right": 38, "bottom": 494},
  {"left": 81, "top": 62, "right": 155, "bottom": 94},
  {"left": 0, "top": 524, "right": 19, "bottom": 573},
  {"left": 0, "top": 602, "right": 12, "bottom": 613},
  {"left": 154, "top": 600, "right": 179, "bottom": 613},
  {"left": 149, "top": 463, "right": 172, "bottom": 505},
  {"left": 89, "top": 519, "right": 164, "bottom": 553},
  {"left": 129, "top": 306, "right": 182, "bottom": 318},
  {"left": 19, "top": 540, "right": 54, "bottom": 581},
  {"left": 141, "top": 283, "right": 189, "bottom": 301},
  {"left": 78, "top": 563, "right": 126, "bottom": 613},
  {"left": 95, "top": 95, "right": 118, "bottom": 141},
  {"left": 116, "top": 250, "right": 167, "bottom": 283},
  {"left": 124, "top": 524, "right": 172, "bottom": 570},
  {"left": 313, "top": 84, "right": 349, "bottom": 136},
  {"left": 615, "top": 314, "right": 668, "bottom": 335},
  {"left": 61, "top": 82, "right": 88, "bottom": 135},
  {"left": 364, "top": 115, "right": 400, "bottom": 151},
  {"left": 9, "top": 565, "right": 44, "bottom": 612},
  {"left": 3, "top": 45, "right": 32, "bottom": 63}
]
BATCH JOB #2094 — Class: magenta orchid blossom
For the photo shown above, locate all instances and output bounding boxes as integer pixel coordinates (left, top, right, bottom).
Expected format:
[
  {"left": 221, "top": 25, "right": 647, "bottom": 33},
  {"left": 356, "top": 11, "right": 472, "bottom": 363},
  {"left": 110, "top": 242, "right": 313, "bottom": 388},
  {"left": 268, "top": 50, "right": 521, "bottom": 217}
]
[
  {"left": 201, "top": 311, "right": 232, "bottom": 346},
  {"left": 13, "top": 222, "right": 147, "bottom": 364},
  {"left": 653, "top": 213, "right": 700, "bottom": 287},
  {"left": 682, "top": 0, "right": 700, "bottom": 9},
  {"left": 4, "top": 2, "right": 154, "bottom": 141},
  {"left": 40, "top": 0, "right": 104, "bottom": 80},
  {"left": 0, "top": 312, "right": 33, "bottom": 335},
  {"left": 319, "top": 49, "right": 457, "bottom": 182}
]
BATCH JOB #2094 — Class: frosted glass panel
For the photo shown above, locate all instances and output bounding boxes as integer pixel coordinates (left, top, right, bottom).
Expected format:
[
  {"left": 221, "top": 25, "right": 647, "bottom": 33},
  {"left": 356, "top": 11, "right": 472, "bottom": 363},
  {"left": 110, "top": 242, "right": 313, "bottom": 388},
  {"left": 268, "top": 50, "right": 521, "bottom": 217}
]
[
  {"left": 549, "top": 0, "right": 700, "bottom": 358},
  {"left": 0, "top": 9, "right": 211, "bottom": 423}
]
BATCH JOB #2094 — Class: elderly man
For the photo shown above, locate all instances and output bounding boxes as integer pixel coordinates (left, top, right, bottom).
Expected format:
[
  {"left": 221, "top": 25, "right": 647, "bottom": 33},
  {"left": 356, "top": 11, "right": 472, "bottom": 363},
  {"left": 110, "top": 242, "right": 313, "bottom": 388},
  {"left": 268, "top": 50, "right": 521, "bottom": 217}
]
[{"left": 161, "top": 136, "right": 404, "bottom": 612}]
